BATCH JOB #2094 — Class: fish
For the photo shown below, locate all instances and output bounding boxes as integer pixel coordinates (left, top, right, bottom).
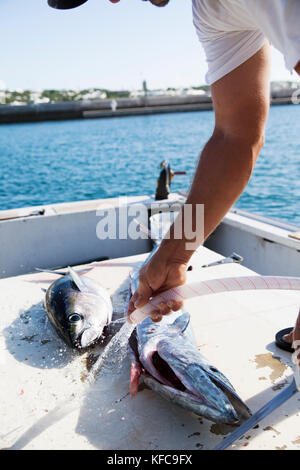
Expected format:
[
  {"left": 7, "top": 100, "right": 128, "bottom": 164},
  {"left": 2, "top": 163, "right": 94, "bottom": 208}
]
[
  {"left": 42, "top": 266, "right": 113, "bottom": 349},
  {"left": 127, "top": 249, "right": 251, "bottom": 424}
]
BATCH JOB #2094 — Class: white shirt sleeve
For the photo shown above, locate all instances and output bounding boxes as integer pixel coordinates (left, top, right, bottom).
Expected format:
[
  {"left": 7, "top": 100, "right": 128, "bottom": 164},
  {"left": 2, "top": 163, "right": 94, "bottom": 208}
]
[
  {"left": 242, "top": 0, "right": 300, "bottom": 71},
  {"left": 192, "top": 0, "right": 300, "bottom": 85}
]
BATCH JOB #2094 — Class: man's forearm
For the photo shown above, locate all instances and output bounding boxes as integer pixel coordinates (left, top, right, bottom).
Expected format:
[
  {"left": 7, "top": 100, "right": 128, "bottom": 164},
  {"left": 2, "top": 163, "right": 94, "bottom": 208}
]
[
  {"left": 160, "top": 128, "right": 263, "bottom": 264},
  {"left": 159, "top": 44, "right": 270, "bottom": 267},
  {"left": 129, "top": 46, "right": 270, "bottom": 319}
]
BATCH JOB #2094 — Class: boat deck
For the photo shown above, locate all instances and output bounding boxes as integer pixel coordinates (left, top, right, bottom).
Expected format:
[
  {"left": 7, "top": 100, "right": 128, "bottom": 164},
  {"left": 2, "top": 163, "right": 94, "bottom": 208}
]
[{"left": 0, "top": 246, "right": 299, "bottom": 450}]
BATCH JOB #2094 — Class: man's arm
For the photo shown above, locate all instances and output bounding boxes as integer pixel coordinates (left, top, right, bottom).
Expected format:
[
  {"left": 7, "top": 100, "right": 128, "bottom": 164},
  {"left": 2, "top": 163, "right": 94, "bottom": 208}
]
[
  {"left": 282, "top": 61, "right": 300, "bottom": 358},
  {"left": 127, "top": 43, "right": 271, "bottom": 321}
]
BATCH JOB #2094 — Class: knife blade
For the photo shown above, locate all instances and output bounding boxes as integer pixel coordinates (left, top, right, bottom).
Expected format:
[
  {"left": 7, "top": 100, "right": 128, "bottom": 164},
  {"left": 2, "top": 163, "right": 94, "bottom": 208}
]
[
  {"left": 201, "top": 253, "right": 243, "bottom": 268},
  {"left": 213, "top": 377, "right": 298, "bottom": 451}
]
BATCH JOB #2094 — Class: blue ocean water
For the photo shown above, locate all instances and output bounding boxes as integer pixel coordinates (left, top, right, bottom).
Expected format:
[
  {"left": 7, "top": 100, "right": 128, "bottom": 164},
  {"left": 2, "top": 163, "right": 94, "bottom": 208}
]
[{"left": 0, "top": 105, "right": 299, "bottom": 226}]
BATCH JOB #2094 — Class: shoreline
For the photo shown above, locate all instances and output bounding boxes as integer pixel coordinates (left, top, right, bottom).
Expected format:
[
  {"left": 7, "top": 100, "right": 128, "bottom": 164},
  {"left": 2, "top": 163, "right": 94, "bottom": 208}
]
[{"left": 0, "top": 95, "right": 297, "bottom": 125}]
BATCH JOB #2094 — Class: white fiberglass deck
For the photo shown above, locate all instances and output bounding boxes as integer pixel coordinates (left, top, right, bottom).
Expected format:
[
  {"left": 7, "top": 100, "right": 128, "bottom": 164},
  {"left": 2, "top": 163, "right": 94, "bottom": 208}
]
[{"left": 0, "top": 246, "right": 299, "bottom": 450}]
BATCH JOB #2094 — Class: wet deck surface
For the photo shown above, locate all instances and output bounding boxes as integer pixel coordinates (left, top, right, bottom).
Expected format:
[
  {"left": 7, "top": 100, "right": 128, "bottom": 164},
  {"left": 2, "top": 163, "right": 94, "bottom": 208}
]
[{"left": 0, "top": 246, "right": 299, "bottom": 450}]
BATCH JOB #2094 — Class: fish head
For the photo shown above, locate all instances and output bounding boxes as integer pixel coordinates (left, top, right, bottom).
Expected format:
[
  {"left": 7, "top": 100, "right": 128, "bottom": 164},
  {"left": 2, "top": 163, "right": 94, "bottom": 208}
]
[
  {"left": 66, "top": 293, "right": 112, "bottom": 349},
  {"left": 133, "top": 312, "right": 251, "bottom": 424},
  {"left": 45, "top": 276, "right": 113, "bottom": 349},
  {"left": 66, "top": 316, "right": 103, "bottom": 349}
]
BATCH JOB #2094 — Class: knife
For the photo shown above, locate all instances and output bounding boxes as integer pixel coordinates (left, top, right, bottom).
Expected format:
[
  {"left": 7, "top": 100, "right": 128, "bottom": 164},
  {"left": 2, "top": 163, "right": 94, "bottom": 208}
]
[
  {"left": 213, "top": 377, "right": 298, "bottom": 451},
  {"left": 201, "top": 253, "right": 243, "bottom": 268}
]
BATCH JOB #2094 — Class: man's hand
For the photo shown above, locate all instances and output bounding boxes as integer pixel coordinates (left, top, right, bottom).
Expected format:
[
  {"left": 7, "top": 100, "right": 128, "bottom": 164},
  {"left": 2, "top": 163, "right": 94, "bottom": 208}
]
[
  {"left": 283, "top": 310, "right": 300, "bottom": 368},
  {"left": 127, "top": 249, "right": 187, "bottom": 323}
]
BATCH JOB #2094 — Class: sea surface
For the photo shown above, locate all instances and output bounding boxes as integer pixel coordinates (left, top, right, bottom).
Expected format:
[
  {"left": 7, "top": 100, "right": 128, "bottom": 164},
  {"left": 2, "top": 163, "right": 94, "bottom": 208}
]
[{"left": 0, "top": 104, "right": 299, "bottom": 226}]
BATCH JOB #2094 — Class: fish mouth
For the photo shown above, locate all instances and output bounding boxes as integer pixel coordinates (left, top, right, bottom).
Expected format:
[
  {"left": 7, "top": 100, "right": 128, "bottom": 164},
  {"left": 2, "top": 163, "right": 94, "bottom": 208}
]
[
  {"left": 130, "top": 334, "right": 194, "bottom": 394},
  {"left": 150, "top": 351, "right": 196, "bottom": 390},
  {"left": 149, "top": 350, "right": 233, "bottom": 407},
  {"left": 152, "top": 350, "right": 187, "bottom": 391},
  {"left": 144, "top": 350, "right": 240, "bottom": 424},
  {"left": 71, "top": 326, "right": 106, "bottom": 349}
]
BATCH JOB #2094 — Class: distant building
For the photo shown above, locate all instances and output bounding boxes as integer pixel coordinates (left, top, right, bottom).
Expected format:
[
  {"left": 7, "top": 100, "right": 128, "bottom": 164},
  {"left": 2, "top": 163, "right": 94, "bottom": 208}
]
[
  {"left": 130, "top": 87, "right": 209, "bottom": 98},
  {"left": 80, "top": 90, "right": 107, "bottom": 101},
  {"left": 271, "top": 81, "right": 300, "bottom": 91},
  {"left": 30, "top": 91, "right": 50, "bottom": 104},
  {"left": 185, "top": 88, "right": 206, "bottom": 96},
  {"left": 10, "top": 101, "right": 27, "bottom": 106}
]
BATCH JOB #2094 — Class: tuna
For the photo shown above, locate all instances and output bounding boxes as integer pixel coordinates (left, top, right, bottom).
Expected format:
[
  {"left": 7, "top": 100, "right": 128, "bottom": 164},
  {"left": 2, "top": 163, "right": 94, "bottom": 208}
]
[{"left": 128, "top": 249, "right": 251, "bottom": 424}]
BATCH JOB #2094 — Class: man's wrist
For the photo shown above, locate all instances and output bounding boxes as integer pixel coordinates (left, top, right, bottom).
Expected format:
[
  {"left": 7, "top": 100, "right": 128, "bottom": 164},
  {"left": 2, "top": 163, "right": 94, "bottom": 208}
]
[{"left": 158, "top": 237, "right": 195, "bottom": 265}]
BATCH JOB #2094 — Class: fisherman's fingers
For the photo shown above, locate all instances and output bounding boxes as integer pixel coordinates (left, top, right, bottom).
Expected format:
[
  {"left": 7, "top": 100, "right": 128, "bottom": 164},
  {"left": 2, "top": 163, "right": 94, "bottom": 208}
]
[
  {"left": 294, "top": 310, "right": 300, "bottom": 362},
  {"left": 147, "top": 266, "right": 186, "bottom": 318},
  {"left": 283, "top": 310, "right": 300, "bottom": 345},
  {"left": 156, "top": 302, "right": 172, "bottom": 316},
  {"left": 127, "top": 285, "right": 151, "bottom": 318},
  {"left": 284, "top": 311, "right": 300, "bottom": 367},
  {"left": 294, "top": 310, "right": 300, "bottom": 340},
  {"left": 148, "top": 300, "right": 183, "bottom": 322},
  {"left": 150, "top": 311, "right": 163, "bottom": 323},
  {"left": 127, "top": 295, "right": 137, "bottom": 316},
  {"left": 133, "top": 274, "right": 153, "bottom": 309},
  {"left": 283, "top": 331, "right": 294, "bottom": 344},
  {"left": 167, "top": 300, "right": 183, "bottom": 312}
]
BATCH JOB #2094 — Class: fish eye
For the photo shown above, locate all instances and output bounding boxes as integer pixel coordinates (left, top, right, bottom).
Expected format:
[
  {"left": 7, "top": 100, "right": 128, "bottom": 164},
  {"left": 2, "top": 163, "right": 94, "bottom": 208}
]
[{"left": 68, "top": 313, "right": 83, "bottom": 323}]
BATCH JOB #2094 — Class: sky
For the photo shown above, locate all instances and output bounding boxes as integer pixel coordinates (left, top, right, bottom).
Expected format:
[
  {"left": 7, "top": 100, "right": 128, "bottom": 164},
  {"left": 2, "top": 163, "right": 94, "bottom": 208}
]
[{"left": 0, "top": 0, "right": 299, "bottom": 91}]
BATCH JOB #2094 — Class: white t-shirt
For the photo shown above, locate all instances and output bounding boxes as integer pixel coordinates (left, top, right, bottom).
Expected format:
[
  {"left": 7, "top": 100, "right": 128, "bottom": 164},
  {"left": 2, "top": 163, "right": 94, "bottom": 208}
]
[{"left": 192, "top": 0, "right": 300, "bottom": 84}]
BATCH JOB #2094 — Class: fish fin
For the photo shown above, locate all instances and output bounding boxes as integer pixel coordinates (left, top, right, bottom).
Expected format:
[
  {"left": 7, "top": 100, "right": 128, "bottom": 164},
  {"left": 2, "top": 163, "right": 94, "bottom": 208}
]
[
  {"left": 35, "top": 268, "right": 66, "bottom": 276},
  {"left": 129, "top": 330, "right": 143, "bottom": 397},
  {"left": 129, "top": 329, "right": 139, "bottom": 358},
  {"left": 130, "top": 362, "right": 142, "bottom": 397},
  {"left": 172, "top": 312, "right": 190, "bottom": 334},
  {"left": 67, "top": 266, "right": 87, "bottom": 292}
]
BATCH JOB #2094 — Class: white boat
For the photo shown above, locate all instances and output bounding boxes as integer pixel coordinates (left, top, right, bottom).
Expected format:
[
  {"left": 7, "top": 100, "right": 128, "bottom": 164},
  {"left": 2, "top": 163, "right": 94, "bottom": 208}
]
[{"left": 0, "top": 194, "right": 299, "bottom": 450}]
